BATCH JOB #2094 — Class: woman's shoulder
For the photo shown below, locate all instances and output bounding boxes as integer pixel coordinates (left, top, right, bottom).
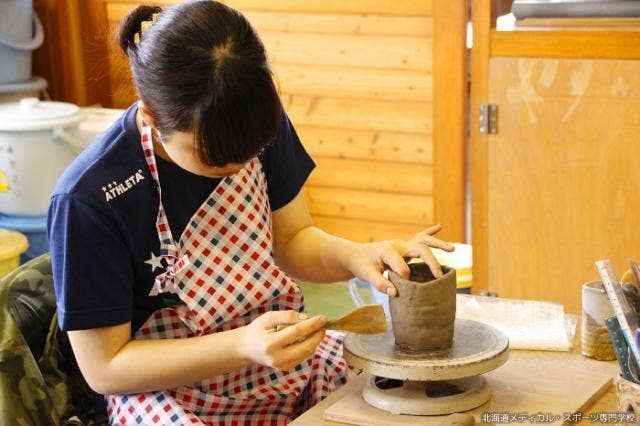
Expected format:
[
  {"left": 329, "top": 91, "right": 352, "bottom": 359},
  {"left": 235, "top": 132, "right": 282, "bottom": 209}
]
[
  {"left": 258, "top": 111, "right": 315, "bottom": 210},
  {"left": 52, "top": 105, "right": 147, "bottom": 204}
]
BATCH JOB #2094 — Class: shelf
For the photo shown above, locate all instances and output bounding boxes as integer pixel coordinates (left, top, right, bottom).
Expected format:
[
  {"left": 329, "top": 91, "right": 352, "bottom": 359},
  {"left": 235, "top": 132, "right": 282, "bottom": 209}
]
[{"left": 490, "top": 27, "right": 640, "bottom": 59}]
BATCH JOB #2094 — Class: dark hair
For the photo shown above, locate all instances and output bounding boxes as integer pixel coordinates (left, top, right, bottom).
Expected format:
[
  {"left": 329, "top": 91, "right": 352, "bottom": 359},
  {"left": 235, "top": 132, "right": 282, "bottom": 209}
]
[{"left": 118, "top": 1, "right": 281, "bottom": 166}]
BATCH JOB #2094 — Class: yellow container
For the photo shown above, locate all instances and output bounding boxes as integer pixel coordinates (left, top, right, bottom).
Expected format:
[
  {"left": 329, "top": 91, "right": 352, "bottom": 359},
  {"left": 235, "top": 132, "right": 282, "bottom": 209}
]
[
  {"left": 435, "top": 242, "right": 472, "bottom": 290},
  {"left": 0, "top": 228, "right": 28, "bottom": 278}
]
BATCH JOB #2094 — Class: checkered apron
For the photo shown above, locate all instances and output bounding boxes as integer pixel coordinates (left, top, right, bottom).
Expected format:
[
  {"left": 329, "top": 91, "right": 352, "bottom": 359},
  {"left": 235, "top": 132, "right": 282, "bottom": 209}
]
[{"left": 106, "top": 123, "right": 348, "bottom": 425}]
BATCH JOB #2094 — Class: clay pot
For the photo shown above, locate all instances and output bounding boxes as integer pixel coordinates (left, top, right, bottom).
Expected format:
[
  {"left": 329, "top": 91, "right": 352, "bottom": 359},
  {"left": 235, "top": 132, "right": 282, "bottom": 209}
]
[{"left": 388, "top": 263, "right": 456, "bottom": 351}]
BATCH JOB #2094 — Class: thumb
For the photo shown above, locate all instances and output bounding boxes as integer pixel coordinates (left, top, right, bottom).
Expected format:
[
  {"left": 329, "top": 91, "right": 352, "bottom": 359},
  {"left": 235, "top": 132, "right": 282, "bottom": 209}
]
[{"left": 256, "top": 310, "right": 307, "bottom": 329}]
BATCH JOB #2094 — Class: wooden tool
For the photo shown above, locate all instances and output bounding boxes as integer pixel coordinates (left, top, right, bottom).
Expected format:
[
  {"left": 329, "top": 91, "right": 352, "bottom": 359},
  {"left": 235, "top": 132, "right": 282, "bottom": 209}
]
[
  {"left": 277, "top": 304, "right": 388, "bottom": 335},
  {"left": 324, "top": 304, "right": 388, "bottom": 335}
]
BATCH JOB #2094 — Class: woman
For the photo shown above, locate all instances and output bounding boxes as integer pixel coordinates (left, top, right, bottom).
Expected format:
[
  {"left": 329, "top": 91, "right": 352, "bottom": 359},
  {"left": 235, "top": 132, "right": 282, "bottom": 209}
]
[{"left": 47, "top": 1, "right": 453, "bottom": 424}]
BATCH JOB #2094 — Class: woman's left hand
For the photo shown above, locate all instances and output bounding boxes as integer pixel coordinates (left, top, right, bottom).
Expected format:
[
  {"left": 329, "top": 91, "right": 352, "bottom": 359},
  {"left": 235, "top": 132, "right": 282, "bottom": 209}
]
[{"left": 345, "top": 224, "right": 455, "bottom": 297}]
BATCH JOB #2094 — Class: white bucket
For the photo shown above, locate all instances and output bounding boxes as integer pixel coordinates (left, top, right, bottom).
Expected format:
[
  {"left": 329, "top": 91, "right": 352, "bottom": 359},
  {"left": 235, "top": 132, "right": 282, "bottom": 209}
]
[
  {"left": 0, "top": 75, "right": 47, "bottom": 103},
  {"left": 0, "top": 98, "right": 85, "bottom": 216},
  {"left": 0, "top": 0, "right": 44, "bottom": 84}
]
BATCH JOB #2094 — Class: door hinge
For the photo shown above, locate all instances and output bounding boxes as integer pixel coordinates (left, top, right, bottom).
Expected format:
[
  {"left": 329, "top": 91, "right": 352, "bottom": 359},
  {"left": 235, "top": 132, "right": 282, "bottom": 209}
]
[{"left": 479, "top": 104, "right": 498, "bottom": 134}]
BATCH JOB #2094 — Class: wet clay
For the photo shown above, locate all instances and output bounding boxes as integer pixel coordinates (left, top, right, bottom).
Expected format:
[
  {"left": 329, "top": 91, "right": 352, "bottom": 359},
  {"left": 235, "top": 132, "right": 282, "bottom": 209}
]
[{"left": 388, "top": 263, "right": 456, "bottom": 351}]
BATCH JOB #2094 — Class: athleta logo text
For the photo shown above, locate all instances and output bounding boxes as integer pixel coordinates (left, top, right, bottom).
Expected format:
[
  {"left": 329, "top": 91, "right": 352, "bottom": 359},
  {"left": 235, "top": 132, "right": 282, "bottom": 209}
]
[{"left": 102, "top": 169, "right": 145, "bottom": 202}]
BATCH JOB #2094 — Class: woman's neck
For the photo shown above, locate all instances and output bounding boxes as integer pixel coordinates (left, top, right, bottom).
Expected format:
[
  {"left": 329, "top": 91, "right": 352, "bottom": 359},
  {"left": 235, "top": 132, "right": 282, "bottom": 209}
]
[{"left": 135, "top": 108, "right": 173, "bottom": 162}]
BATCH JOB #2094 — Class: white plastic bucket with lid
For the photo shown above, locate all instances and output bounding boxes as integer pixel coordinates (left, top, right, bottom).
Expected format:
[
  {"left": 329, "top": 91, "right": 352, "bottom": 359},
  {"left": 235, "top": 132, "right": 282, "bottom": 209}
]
[
  {"left": 0, "top": 0, "right": 44, "bottom": 84},
  {"left": 0, "top": 98, "right": 85, "bottom": 216},
  {"left": 0, "top": 75, "right": 47, "bottom": 103}
]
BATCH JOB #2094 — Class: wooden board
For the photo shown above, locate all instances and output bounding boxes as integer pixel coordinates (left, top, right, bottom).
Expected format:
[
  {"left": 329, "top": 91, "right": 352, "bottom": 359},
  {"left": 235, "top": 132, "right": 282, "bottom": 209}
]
[
  {"left": 322, "top": 350, "right": 619, "bottom": 425},
  {"left": 305, "top": 187, "right": 433, "bottom": 226},
  {"left": 433, "top": 0, "right": 468, "bottom": 242},
  {"left": 311, "top": 216, "right": 422, "bottom": 243},
  {"left": 298, "top": 126, "right": 432, "bottom": 165},
  {"left": 242, "top": 12, "right": 433, "bottom": 37},
  {"left": 106, "top": 1, "right": 434, "bottom": 17},
  {"left": 221, "top": 0, "right": 434, "bottom": 16},
  {"left": 486, "top": 58, "right": 640, "bottom": 314},
  {"left": 261, "top": 31, "right": 432, "bottom": 71},
  {"left": 273, "top": 63, "right": 432, "bottom": 102},
  {"left": 107, "top": 6, "right": 433, "bottom": 38},
  {"left": 491, "top": 30, "right": 640, "bottom": 60},
  {"left": 282, "top": 95, "right": 433, "bottom": 134},
  {"left": 469, "top": 0, "right": 494, "bottom": 296},
  {"left": 309, "top": 158, "right": 432, "bottom": 195}
]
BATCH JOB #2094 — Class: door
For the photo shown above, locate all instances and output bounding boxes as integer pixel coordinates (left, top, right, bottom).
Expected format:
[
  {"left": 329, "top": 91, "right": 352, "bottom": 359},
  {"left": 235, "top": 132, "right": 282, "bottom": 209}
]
[{"left": 486, "top": 57, "right": 640, "bottom": 313}]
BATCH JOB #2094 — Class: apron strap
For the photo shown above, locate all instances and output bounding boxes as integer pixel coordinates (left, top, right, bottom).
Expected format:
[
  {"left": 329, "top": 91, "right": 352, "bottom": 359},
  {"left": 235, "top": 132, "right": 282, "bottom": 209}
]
[{"left": 140, "top": 120, "right": 189, "bottom": 292}]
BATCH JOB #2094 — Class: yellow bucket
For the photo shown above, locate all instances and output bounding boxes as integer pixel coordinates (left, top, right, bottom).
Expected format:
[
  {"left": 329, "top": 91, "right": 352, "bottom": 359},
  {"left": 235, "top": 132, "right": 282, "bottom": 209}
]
[
  {"left": 435, "top": 242, "right": 472, "bottom": 290},
  {"left": 0, "top": 228, "right": 28, "bottom": 278}
]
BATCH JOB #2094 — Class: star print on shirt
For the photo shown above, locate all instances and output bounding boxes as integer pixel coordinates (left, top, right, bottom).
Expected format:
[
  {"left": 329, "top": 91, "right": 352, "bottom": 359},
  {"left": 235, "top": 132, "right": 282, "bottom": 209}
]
[{"left": 145, "top": 251, "right": 164, "bottom": 272}]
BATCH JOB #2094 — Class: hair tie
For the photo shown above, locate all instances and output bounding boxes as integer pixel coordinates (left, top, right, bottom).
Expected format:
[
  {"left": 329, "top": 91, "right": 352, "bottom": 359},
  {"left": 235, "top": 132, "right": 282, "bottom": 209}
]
[{"left": 135, "top": 12, "right": 161, "bottom": 45}]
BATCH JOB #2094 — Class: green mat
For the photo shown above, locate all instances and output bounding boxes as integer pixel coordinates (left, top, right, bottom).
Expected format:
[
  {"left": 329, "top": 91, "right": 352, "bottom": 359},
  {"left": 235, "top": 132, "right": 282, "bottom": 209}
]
[{"left": 296, "top": 281, "right": 371, "bottom": 318}]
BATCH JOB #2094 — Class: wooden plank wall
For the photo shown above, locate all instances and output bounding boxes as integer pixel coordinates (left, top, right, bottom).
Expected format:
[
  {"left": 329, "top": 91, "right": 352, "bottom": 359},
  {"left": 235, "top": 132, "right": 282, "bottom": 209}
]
[
  {"left": 33, "top": 0, "right": 113, "bottom": 106},
  {"left": 104, "top": 0, "right": 437, "bottom": 242}
]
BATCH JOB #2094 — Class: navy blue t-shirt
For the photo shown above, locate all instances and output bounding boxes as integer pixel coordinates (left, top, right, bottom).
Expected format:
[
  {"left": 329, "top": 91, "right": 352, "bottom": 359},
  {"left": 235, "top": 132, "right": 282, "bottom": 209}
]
[{"left": 48, "top": 104, "right": 314, "bottom": 332}]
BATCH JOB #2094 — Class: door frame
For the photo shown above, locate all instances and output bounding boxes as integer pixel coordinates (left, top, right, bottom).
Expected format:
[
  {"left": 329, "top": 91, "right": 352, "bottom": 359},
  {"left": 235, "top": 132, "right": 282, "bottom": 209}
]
[{"left": 433, "top": 0, "right": 469, "bottom": 243}]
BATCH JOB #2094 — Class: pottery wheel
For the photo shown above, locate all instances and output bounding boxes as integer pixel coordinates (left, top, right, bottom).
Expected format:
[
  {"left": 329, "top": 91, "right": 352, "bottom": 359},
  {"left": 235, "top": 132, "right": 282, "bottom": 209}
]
[
  {"left": 343, "top": 319, "right": 509, "bottom": 416},
  {"left": 343, "top": 318, "right": 509, "bottom": 381},
  {"left": 362, "top": 375, "right": 491, "bottom": 416}
]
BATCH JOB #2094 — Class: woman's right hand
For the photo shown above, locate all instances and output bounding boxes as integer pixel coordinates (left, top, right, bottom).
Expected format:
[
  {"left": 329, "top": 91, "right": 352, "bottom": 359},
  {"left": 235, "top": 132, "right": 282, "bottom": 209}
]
[{"left": 240, "top": 310, "right": 327, "bottom": 371}]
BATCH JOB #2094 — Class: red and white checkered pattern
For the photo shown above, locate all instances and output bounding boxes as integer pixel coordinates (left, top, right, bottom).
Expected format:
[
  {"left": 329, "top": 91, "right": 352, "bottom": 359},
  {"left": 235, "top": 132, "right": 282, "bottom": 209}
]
[
  {"left": 106, "top": 122, "right": 348, "bottom": 424},
  {"left": 140, "top": 122, "right": 187, "bottom": 291}
]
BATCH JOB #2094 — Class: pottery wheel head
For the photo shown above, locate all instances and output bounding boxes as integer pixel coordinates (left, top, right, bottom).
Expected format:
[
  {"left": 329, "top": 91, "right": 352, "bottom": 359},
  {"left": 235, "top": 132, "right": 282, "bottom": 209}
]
[{"left": 343, "top": 319, "right": 509, "bottom": 381}]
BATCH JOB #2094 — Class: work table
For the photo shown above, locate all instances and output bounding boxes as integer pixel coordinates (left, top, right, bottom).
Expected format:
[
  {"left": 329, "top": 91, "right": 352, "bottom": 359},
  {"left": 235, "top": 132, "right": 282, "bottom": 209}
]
[{"left": 292, "top": 320, "right": 623, "bottom": 425}]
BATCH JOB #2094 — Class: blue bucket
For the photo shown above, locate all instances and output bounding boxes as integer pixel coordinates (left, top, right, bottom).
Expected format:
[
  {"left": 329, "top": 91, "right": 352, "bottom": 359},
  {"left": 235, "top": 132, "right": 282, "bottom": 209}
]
[{"left": 0, "top": 214, "right": 48, "bottom": 263}]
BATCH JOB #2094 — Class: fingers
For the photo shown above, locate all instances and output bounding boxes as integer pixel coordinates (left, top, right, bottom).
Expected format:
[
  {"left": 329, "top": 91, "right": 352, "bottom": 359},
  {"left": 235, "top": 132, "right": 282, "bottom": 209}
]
[
  {"left": 383, "top": 248, "right": 410, "bottom": 279},
  {"left": 272, "top": 315, "right": 327, "bottom": 347},
  {"left": 275, "top": 330, "right": 326, "bottom": 371},
  {"left": 414, "top": 226, "right": 455, "bottom": 254},
  {"left": 418, "top": 223, "right": 443, "bottom": 236},
  {"left": 416, "top": 244, "right": 443, "bottom": 278},
  {"left": 258, "top": 310, "right": 307, "bottom": 330},
  {"left": 418, "top": 235, "right": 455, "bottom": 252},
  {"left": 357, "top": 266, "right": 398, "bottom": 297}
]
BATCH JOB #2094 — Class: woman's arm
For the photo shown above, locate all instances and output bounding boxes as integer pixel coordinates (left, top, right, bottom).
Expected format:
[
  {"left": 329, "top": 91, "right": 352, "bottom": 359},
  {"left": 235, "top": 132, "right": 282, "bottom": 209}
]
[
  {"left": 272, "top": 191, "right": 454, "bottom": 295},
  {"left": 271, "top": 190, "right": 356, "bottom": 282},
  {"left": 68, "top": 310, "right": 327, "bottom": 395}
]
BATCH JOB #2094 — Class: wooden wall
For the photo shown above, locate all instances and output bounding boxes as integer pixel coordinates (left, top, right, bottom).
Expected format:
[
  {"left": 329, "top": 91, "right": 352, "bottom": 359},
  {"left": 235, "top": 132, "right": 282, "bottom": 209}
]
[
  {"left": 35, "top": 0, "right": 468, "bottom": 244},
  {"left": 33, "top": 0, "right": 112, "bottom": 106}
]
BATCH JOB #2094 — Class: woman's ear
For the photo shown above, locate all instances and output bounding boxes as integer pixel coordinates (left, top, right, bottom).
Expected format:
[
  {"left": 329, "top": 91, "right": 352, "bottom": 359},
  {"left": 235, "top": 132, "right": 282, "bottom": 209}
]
[{"left": 138, "top": 101, "right": 158, "bottom": 129}]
